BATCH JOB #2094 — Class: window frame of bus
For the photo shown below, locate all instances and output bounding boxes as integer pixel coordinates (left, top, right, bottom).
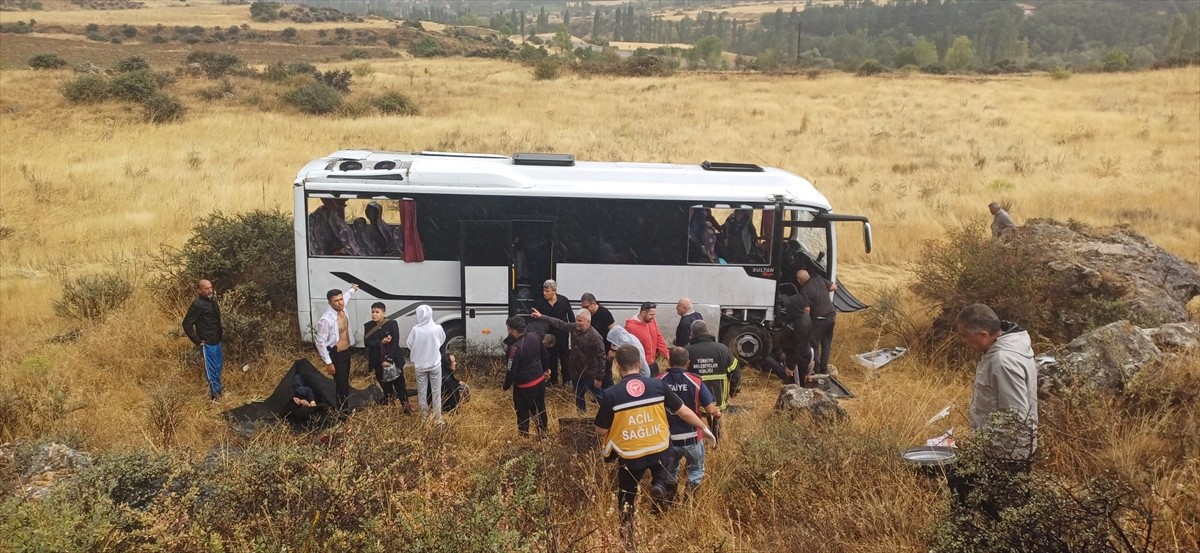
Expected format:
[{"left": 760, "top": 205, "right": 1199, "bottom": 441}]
[
  {"left": 686, "top": 204, "right": 776, "bottom": 267},
  {"left": 304, "top": 192, "right": 410, "bottom": 258}
]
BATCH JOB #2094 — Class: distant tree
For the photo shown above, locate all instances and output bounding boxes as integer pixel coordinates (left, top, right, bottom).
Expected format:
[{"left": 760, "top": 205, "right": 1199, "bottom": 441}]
[
  {"left": 281, "top": 27, "right": 297, "bottom": 41},
  {"left": 691, "top": 35, "right": 725, "bottom": 68},
  {"left": 592, "top": 8, "right": 600, "bottom": 40},
  {"left": 552, "top": 28, "right": 573, "bottom": 56},
  {"left": 945, "top": 35, "right": 975, "bottom": 71},
  {"left": 1164, "top": 15, "right": 1186, "bottom": 57},
  {"left": 1102, "top": 48, "right": 1130, "bottom": 71}
]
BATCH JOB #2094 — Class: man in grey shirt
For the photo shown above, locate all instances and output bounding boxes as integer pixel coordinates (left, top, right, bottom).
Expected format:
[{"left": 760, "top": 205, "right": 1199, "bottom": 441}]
[{"left": 989, "top": 201, "right": 1016, "bottom": 238}]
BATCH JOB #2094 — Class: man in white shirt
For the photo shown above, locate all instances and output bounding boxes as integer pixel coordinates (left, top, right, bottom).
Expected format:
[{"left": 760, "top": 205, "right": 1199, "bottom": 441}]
[
  {"left": 989, "top": 201, "right": 1016, "bottom": 238},
  {"left": 316, "top": 284, "right": 358, "bottom": 410}
]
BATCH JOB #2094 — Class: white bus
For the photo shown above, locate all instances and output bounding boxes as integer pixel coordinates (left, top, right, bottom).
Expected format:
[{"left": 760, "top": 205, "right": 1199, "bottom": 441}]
[{"left": 293, "top": 150, "right": 872, "bottom": 362}]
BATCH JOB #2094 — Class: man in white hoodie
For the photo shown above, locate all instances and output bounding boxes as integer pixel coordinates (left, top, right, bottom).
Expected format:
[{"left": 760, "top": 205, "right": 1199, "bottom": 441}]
[
  {"left": 407, "top": 305, "right": 446, "bottom": 424},
  {"left": 953, "top": 303, "right": 1039, "bottom": 513}
]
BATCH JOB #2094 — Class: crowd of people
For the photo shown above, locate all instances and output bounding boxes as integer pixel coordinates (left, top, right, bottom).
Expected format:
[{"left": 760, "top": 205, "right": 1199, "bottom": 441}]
[{"left": 181, "top": 199, "right": 1037, "bottom": 549}]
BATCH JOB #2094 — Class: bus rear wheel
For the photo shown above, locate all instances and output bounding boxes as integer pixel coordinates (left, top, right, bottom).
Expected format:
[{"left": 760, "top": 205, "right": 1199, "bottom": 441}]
[
  {"left": 442, "top": 320, "right": 466, "bottom": 355},
  {"left": 723, "top": 324, "right": 770, "bottom": 365}
]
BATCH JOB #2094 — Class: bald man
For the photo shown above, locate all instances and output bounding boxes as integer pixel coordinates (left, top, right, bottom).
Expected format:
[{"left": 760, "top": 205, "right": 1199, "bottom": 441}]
[
  {"left": 675, "top": 297, "right": 703, "bottom": 347},
  {"left": 797, "top": 269, "right": 838, "bottom": 375},
  {"left": 989, "top": 202, "right": 1015, "bottom": 238},
  {"left": 533, "top": 306, "right": 607, "bottom": 413},
  {"left": 182, "top": 279, "right": 224, "bottom": 402}
]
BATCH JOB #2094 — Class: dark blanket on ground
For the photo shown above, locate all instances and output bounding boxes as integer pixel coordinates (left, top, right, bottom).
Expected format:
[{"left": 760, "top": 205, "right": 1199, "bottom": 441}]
[{"left": 224, "top": 358, "right": 381, "bottom": 433}]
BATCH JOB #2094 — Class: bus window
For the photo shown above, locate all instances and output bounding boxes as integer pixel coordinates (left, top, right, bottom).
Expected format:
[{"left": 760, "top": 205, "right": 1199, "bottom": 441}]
[
  {"left": 306, "top": 196, "right": 407, "bottom": 258},
  {"left": 783, "top": 209, "right": 828, "bottom": 278},
  {"left": 690, "top": 206, "right": 773, "bottom": 265}
]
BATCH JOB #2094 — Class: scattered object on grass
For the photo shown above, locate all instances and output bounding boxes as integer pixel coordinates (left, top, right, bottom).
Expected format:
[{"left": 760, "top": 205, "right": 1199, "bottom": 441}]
[{"left": 855, "top": 346, "right": 907, "bottom": 370}]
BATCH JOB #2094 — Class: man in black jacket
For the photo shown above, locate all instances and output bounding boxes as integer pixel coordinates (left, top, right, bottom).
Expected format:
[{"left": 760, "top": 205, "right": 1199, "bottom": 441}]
[
  {"left": 797, "top": 269, "right": 838, "bottom": 375},
  {"left": 533, "top": 280, "right": 573, "bottom": 386},
  {"left": 182, "top": 279, "right": 224, "bottom": 402},
  {"left": 503, "top": 316, "right": 551, "bottom": 437},
  {"left": 581, "top": 293, "right": 615, "bottom": 388}
]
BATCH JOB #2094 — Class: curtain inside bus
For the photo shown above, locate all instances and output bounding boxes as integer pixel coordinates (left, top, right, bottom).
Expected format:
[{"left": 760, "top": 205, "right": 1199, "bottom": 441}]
[{"left": 401, "top": 199, "right": 425, "bottom": 262}]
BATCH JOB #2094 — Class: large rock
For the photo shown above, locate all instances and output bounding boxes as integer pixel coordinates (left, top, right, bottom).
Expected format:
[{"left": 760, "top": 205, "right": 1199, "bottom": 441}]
[
  {"left": 24, "top": 442, "right": 92, "bottom": 477},
  {"left": 774, "top": 385, "right": 847, "bottom": 423},
  {"left": 1017, "top": 220, "right": 1200, "bottom": 326},
  {"left": 1145, "top": 321, "right": 1200, "bottom": 351},
  {"left": 1041, "top": 320, "right": 1162, "bottom": 393}
]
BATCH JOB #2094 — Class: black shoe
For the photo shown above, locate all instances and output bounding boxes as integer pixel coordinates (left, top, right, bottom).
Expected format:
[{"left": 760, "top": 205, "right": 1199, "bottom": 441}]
[{"left": 649, "top": 484, "right": 668, "bottom": 512}]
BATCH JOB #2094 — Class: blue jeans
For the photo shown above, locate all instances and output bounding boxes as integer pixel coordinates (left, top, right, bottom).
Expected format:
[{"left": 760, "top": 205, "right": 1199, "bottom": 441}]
[
  {"left": 668, "top": 441, "right": 705, "bottom": 486},
  {"left": 202, "top": 343, "right": 223, "bottom": 399},
  {"left": 574, "top": 372, "right": 602, "bottom": 413}
]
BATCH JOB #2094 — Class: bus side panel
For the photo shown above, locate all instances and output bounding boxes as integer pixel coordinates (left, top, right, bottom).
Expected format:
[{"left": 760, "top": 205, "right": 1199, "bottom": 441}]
[
  {"left": 306, "top": 258, "right": 462, "bottom": 346},
  {"left": 555, "top": 263, "right": 776, "bottom": 330}
]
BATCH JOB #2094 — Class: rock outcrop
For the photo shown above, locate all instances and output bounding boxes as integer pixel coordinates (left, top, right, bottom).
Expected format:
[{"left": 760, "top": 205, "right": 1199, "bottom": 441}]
[
  {"left": 1039, "top": 320, "right": 1199, "bottom": 393},
  {"left": 775, "top": 385, "right": 847, "bottom": 423},
  {"left": 1016, "top": 220, "right": 1200, "bottom": 327}
]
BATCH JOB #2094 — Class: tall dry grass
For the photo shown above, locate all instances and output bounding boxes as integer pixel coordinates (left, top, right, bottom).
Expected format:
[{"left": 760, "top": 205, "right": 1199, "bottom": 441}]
[{"left": 0, "top": 53, "right": 1197, "bottom": 551}]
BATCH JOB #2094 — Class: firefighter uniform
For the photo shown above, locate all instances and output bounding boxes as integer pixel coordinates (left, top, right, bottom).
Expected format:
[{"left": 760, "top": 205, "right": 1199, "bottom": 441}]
[{"left": 685, "top": 335, "right": 740, "bottom": 410}]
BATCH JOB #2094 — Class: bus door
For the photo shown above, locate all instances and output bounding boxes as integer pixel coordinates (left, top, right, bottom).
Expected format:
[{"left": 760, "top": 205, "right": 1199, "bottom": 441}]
[
  {"left": 460, "top": 220, "right": 513, "bottom": 347},
  {"left": 509, "top": 220, "right": 555, "bottom": 316}
]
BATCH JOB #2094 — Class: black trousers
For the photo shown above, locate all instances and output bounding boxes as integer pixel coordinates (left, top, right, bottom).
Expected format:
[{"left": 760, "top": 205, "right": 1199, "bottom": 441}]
[
  {"left": 811, "top": 315, "right": 836, "bottom": 374},
  {"left": 513, "top": 381, "right": 548, "bottom": 436},
  {"left": 617, "top": 453, "right": 675, "bottom": 523},
  {"left": 329, "top": 347, "right": 352, "bottom": 410},
  {"left": 547, "top": 335, "right": 570, "bottom": 385},
  {"left": 372, "top": 362, "right": 407, "bottom": 403}
]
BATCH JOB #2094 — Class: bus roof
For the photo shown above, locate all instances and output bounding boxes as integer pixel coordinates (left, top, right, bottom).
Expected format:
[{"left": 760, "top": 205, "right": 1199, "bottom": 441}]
[{"left": 297, "top": 150, "right": 832, "bottom": 210}]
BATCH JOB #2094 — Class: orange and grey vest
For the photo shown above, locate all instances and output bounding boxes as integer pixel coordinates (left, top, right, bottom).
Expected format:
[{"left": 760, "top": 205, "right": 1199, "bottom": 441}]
[{"left": 602, "top": 376, "right": 672, "bottom": 461}]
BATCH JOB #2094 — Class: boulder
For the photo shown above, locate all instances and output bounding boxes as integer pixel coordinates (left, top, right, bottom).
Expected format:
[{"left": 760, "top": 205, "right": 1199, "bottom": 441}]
[
  {"left": 775, "top": 385, "right": 847, "bottom": 423},
  {"left": 1017, "top": 220, "right": 1200, "bottom": 326},
  {"left": 24, "top": 442, "right": 92, "bottom": 477},
  {"left": 1041, "top": 320, "right": 1162, "bottom": 393},
  {"left": 1146, "top": 321, "right": 1200, "bottom": 351}
]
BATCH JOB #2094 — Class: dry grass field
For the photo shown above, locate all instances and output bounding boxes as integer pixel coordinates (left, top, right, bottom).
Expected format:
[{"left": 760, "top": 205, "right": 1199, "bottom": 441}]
[
  {"left": 654, "top": 1, "right": 837, "bottom": 22},
  {"left": 0, "top": 17, "right": 1198, "bottom": 549}
]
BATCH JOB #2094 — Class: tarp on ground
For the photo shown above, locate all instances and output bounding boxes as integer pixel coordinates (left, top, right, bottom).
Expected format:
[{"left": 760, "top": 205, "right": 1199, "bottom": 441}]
[{"left": 224, "top": 358, "right": 381, "bottom": 433}]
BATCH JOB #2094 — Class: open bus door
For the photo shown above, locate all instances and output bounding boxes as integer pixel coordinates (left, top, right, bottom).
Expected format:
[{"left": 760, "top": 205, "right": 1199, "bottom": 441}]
[
  {"left": 777, "top": 212, "right": 873, "bottom": 314},
  {"left": 460, "top": 221, "right": 512, "bottom": 350}
]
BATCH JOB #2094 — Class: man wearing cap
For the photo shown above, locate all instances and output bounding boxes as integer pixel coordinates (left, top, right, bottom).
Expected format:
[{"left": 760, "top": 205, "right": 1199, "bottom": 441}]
[
  {"left": 625, "top": 302, "right": 669, "bottom": 375},
  {"left": 989, "top": 201, "right": 1016, "bottom": 238}
]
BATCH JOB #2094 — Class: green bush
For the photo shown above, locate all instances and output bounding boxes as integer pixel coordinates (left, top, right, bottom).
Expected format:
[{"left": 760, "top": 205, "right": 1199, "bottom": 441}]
[
  {"left": 141, "top": 93, "right": 186, "bottom": 123},
  {"left": 1050, "top": 66, "right": 1072, "bottom": 80},
  {"left": 316, "top": 69, "right": 352, "bottom": 93},
  {"left": 108, "top": 69, "right": 160, "bottom": 102},
  {"left": 410, "top": 37, "right": 445, "bottom": 57},
  {"left": 53, "top": 274, "right": 133, "bottom": 321},
  {"left": 28, "top": 52, "right": 66, "bottom": 69},
  {"left": 532, "top": 59, "right": 559, "bottom": 80},
  {"left": 372, "top": 90, "right": 419, "bottom": 115},
  {"left": 285, "top": 81, "right": 343, "bottom": 114},
  {"left": 249, "top": 1, "right": 278, "bottom": 22},
  {"left": 280, "top": 26, "right": 297, "bottom": 40},
  {"left": 855, "top": 58, "right": 888, "bottom": 76},
  {"left": 341, "top": 48, "right": 370, "bottom": 60},
  {"left": 912, "top": 223, "right": 1130, "bottom": 345},
  {"left": 197, "top": 78, "right": 234, "bottom": 101},
  {"left": 114, "top": 55, "right": 149, "bottom": 73},
  {"left": 184, "top": 51, "right": 244, "bottom": 78},
  {"left": 120, "top": 24, "right": 137, "bottom": 38},
  {"left": 61, "top": 75, "right": 110, "bottom": 103},
  {"left": 155, "top": 210, "right": 296, "bottom": 312}
]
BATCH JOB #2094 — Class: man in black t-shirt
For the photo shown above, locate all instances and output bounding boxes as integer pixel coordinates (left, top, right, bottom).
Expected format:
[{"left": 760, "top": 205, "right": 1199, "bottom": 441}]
[{"left": 797, "top": 269, "right": 838, "bottom": 375}]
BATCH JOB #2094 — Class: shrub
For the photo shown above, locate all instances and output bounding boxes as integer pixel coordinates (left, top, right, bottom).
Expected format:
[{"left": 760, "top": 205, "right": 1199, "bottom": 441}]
[
  {"left": 316, "top": 69, "right": 352, "bottom": 93},
  {"left": 28, "top": 53, "right": 67, "bottom": 69},
  {"left": 532, "top": 59, "right": 559, "bottom": 80},
  {"left": 108, "top": 69, "right": 160, "bottom": 102},
  {"left": 120, "top": 24, "right": 137, "bottom": 38},
  {"left": 912, "top": 223, "right": 1130, "bottom": 345},
  {"left": 855, "top": 58, "right": 887, "bottom": 76},
  {"left": 350, "top": 62, "right": 374, "bottom": 77},
  {"left": 280, "top": 26, "right": 297, "bottom": 40},
  {"left": 250, "top": 1, "right": 278, "bottom": 22},
  {"left": 1102, "top": 48, "right": 1130, "bottom": 72},
  {"left": 285, "top": 81, "right": 343, "bottom": 114},
  {"left": 53, "top": 274, "right": 133, "bottom": 321},
  {"left": 184, "top": 51, "right": 243, "bottom": 79},
  {"left": 156, "top": 210, "right": 296, "bottom": 311},
  {"left": 410, "top": 37, "right": 445, "bottom": 57},
  {"left": 198, "top": 78, "right": 234, "bottom": 101},
  {"left": 141, "top": 93, "right": 186, "bottom": 123},
  {"left": 336, "top": 94, "right": 377, "bottom": 118},
  {"left": 341, "top": 48, "right": 370, "bottom": 60},
  {"left": 150, "top": 35, "right": 167, "bottom": 44},
  {"left": 85, "top": 23, "right": 99, "bottom": 33},
  {"left": 60, "top": 75, "right": 110, "bottom": 103},
  {"left": 1050, "top": 66, "right": 1072, "bottom": 80},
  {"left": 113, "top": 55, "right": 149, "bottom": 73},
  {"left": 373, "top": 90, "right": 418, "bottom": 116}
]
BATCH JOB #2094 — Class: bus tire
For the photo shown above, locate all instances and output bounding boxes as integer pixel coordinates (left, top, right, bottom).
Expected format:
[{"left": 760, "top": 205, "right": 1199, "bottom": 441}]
[
  {"left": 722, "top": 324, "right": 770, "bottom": 365},
  {"left": 442, "top": 320, "right": 466, "bottom": 355}
]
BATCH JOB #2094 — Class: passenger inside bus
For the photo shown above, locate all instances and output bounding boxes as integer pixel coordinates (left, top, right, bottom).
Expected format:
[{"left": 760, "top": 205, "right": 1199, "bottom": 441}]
[
  {"left": 720, "top": 209, "right": 763, "bottom": 264},
  {"left": 359, "top": 201, "right": 404, "bottom": 257},
  {"left": 688, "top": 208, "right": 721, "bottom": 264},
  {"left": 307, "top": 198, "right": 366, "bottom": 256}
]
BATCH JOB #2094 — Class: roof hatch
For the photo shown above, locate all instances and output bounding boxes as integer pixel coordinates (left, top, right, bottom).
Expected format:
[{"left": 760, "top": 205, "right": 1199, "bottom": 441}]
[{"left": 513, "top": 152, "right": 575, "bottom": 167}]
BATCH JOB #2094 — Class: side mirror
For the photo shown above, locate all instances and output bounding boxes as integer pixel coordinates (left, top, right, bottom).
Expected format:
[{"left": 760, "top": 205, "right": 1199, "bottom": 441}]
[{"left": 863, "top": 222, "right": 873, "bottom": 254}]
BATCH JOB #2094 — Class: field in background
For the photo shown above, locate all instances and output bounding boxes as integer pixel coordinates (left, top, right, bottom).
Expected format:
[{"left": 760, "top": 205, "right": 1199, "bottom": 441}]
[{"left": 0, "top": 38, "right": 1197, "bottom": 551}]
